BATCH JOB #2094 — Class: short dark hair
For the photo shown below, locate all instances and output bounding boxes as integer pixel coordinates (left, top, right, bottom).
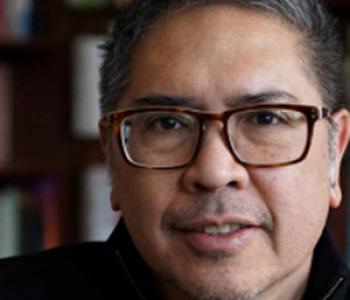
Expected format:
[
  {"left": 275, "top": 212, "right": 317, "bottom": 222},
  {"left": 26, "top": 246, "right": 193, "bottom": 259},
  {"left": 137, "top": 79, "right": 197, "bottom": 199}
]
[{"left": 99, "top": 0, "right": 345, "bottom": 117}]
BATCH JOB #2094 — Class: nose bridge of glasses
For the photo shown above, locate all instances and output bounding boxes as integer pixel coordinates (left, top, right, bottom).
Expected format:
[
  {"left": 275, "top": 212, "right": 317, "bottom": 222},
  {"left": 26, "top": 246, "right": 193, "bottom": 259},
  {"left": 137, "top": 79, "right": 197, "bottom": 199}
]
[
  {"left": 199, "top": 111, "right": 228, "bottom": 128},
  {"left": 198, "top": 111, "right": 233, "bottom": 155},
  {"left": 198, "top": 113, "right": 225, "bottom": 144}
]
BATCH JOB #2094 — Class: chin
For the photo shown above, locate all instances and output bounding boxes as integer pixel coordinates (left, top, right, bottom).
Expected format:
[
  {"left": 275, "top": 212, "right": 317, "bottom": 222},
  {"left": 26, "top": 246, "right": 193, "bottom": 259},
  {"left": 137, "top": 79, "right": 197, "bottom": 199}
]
[
  {"left": 169, "top": 278, "right": 261, "bottom": 300},
  {"left": 159, "top": 268, "right": 271, "bottom": 300}
]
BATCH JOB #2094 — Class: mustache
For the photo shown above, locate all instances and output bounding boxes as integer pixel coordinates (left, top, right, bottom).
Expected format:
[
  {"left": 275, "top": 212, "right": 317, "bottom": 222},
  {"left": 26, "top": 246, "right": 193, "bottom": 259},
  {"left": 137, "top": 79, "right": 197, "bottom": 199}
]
[{"left": 163, "top": 190, "right": 274, "bottom": 231}]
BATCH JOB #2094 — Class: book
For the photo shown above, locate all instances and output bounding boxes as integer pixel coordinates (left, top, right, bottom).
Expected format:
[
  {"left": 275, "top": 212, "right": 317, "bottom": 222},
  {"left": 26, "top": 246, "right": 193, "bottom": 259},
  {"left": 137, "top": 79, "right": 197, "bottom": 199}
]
[
  {"left": 0, "top": 65, "right": 11, "bottom": 169},
  {"left": 37, "top": 179, "right": 61, "bottom": 248},
  {"left": 20, "top": 179, "right": 61, "bottom": 251},
  {"left": 79, "top": 164, "right": 120, "bottom": 241},
  {"left": 0, "top": 188, "right": 21, "bottom": 258},
  {"left": 0, "top": 0, "right": 7, "bottom": 39},
  {"left": 72, "top": 35, "right": 105, "bottom": 139},
  {"left": 0, "top": 178, "right": 62, "bottom": 258},
  {"left": 20, "top": 185, "right": 44, "bottom": 254},
  {"left": 4, "top": 0, "right": 35, "bottom": 40}
]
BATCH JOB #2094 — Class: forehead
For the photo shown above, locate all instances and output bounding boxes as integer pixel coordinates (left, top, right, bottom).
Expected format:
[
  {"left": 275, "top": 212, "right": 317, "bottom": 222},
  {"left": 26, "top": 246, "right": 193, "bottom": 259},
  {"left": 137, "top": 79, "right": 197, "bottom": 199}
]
[{"left": 119, "top": 4, "right": 322, "bottom": 109}]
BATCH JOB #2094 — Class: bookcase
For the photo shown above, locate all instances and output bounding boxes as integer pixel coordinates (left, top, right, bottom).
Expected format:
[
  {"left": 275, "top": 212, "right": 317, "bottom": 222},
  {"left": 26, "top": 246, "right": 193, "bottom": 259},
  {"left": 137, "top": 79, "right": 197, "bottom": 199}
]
[
  {"left": 0, "top": 0, "right": 117, "bottom": 257},
  {"left": 0, "top": 0, "right": 349, "bottom": 258}
]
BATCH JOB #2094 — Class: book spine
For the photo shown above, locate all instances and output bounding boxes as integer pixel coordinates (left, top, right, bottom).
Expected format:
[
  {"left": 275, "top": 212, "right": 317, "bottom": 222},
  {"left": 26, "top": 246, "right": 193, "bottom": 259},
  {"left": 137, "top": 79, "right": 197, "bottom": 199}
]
[
  {"left": 79, "top": 164, "right": 120, "bottom": 241},
  {"left": 0, "top": 189, "right": 21, "bottom": 258},
  {"left": 35, "top": 179, "right": 61, "bottom": 248},
  {"left": 0, "top": 178, "right": 62, "bottom": 258},
  {"left": 20, "top": 178, "right": 62, "bottom": 252},
  {"left": 0, "top": 0, "right": 7, "bottom": 39},
  {"left": 4, "top": 0, "right": 34, "bottom": 40},
  {"left": 0, "top": 65, "right": 11, "bottom": 169},
  {"left": 72, "top": 35, "right": 104, "bottom": 139}
]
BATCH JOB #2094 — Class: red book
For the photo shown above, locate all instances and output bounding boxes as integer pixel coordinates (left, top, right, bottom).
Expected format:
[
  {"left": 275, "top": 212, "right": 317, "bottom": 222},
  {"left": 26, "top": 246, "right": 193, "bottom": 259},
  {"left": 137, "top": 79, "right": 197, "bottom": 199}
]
[
  {"left": 0, "top": 0, "right": 7, "bottom": 39},
  {"left": 0, "top": 65, "right": 11, "bottom": 169}
]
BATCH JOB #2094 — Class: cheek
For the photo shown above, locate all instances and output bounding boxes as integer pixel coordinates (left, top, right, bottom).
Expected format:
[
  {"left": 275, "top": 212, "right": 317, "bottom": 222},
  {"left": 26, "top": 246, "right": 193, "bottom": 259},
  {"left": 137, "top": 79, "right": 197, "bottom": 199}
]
[
  {"left": 271, "top": 170, "right": 328, "bottom": 227},
  {"left": 251, "top": 138, "right": 331, "bottom": 254},
  {"left": 109, "top": 139, "right": 178, "bottom": 218},
  {"left": 260, "top": 124, "right": 329, "bottom": 219},
  {"left": 111, "top": 158, "right": 180, "bottom": 232},
  {"left": 112, "top": 165, "right": 185, "bottom": 270}
]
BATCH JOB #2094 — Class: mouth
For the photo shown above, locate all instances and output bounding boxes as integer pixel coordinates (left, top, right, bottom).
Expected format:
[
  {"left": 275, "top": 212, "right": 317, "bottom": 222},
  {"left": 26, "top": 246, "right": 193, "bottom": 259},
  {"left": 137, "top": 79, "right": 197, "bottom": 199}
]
[
  {"left": 191, "top": 223, "right": 250, "bottom": 236},
  {"left": 176, "top": 219, "right": 259, "bottom": 255}
]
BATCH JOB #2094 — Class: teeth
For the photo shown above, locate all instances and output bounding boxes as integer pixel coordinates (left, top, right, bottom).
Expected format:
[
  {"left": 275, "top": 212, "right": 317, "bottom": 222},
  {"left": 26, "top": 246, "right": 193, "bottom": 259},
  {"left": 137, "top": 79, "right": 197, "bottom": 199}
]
[{"left": 202, "top": 224, "right": 242, "bottom": 236}]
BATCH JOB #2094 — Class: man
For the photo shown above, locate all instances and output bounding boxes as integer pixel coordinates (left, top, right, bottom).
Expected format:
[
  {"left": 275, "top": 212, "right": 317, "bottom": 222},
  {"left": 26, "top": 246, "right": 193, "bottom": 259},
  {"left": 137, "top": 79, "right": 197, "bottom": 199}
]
[{"left": 0, "top": 0, "right": 350, "bottom": 299}]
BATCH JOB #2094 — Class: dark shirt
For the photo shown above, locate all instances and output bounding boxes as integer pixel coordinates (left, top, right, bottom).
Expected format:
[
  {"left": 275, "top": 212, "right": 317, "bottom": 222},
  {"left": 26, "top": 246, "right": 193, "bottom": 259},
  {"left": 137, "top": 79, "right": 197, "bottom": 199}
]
[{"left": 0, "top": 221, "right": 349, "bottom": 299}]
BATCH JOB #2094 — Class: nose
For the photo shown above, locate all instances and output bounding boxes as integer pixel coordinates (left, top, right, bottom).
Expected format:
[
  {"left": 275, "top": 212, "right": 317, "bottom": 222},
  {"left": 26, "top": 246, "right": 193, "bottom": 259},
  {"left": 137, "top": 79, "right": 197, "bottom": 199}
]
[{"left": 181, "top": 122, "right": 250, "bottom": 193}]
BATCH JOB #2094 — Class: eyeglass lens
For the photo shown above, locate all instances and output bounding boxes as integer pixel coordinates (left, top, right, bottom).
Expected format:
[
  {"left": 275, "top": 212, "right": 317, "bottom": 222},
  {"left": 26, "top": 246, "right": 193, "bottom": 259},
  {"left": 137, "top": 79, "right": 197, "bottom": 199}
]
[
  {"left": 120, "top": 108, "right": 308, "bottom": 168},
  {"left": 229, "top": 108, "right": 307, "bottom": 165}
]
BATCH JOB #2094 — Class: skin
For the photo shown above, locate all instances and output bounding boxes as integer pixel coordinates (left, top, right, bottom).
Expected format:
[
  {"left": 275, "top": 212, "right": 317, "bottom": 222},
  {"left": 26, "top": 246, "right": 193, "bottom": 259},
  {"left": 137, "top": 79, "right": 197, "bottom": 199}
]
[{"left": 100, "top": 4, "right": 350, "bottom": 300}]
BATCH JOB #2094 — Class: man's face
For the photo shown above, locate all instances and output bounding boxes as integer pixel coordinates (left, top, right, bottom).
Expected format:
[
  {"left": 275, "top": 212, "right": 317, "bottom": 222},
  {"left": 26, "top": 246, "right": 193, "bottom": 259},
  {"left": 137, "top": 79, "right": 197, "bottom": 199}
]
[{"left": 105, "top": 5, "right": 349, "bottom": 300}]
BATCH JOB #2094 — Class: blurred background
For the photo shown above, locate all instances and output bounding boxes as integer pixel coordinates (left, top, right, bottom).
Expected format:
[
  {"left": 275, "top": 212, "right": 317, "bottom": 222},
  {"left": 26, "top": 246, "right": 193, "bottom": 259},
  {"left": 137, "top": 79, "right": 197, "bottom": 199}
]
[{"left": 0, "top": 0, "right": 349, "bottom": 261}]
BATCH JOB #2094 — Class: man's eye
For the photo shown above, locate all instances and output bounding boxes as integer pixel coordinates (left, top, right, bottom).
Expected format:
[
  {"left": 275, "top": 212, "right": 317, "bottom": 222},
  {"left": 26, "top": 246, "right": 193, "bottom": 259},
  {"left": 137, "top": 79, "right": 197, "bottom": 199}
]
[
  {"left": 158, "top": 117, "right": 181, "bottom": 130},
  {"left": 247, "top": 111, "right": 286, "bottom": 126},
  {"left": 146, "top": 115, "right": 184, "bottom": 131},
  {"left": 255, "top": 112, "right": 281, "bottom": 125}
]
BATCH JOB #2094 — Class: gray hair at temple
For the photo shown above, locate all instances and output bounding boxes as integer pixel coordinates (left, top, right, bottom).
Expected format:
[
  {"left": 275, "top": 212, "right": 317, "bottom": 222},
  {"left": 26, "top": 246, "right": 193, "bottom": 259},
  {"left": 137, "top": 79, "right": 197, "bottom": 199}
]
[{"left": 99, "top": 0, "right": 345, "bottom": 117}]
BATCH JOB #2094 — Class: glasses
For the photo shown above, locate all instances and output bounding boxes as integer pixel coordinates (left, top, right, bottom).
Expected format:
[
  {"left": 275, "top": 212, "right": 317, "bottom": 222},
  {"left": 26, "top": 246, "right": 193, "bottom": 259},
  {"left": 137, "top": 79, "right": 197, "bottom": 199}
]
[{"left": 101, "top": 104, "right": 329, "bottom": 169}]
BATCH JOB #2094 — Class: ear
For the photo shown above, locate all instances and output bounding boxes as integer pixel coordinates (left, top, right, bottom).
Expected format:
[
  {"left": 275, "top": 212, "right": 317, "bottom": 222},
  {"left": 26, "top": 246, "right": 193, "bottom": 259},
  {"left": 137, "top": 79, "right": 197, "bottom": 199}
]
[{"left": 329, "top": 109, "right": 350, "bottom": 208}]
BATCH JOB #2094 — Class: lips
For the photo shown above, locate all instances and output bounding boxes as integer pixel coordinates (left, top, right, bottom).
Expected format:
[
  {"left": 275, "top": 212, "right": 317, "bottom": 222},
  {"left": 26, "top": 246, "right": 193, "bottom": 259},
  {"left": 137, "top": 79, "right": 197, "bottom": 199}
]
[
  {"left": 194, "top": 223, "right": 248, "bottom": 236},
  {"left": 179, "top": 216, "right": 258, "bottom": 233},
  {"left": 175, "top": 217, "right": 259, "bottom": 254}
]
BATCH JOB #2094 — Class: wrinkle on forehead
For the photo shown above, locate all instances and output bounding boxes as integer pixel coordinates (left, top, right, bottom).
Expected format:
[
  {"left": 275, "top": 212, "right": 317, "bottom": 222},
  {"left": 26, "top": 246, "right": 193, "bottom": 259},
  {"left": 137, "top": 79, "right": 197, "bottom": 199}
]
[
  {"left": 124, "top": 3, "right": 321, "bottom": 110},
  {"left": 137, "top": 4, "right": 301, "bottom": 59}
]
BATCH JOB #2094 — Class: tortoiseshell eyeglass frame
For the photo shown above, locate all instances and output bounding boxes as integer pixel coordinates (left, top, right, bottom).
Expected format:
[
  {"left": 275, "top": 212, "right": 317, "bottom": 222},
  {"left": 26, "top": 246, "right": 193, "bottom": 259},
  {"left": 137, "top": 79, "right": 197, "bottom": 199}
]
[{"left": 100, "top": 104, "right": 330, "bottom": 170}]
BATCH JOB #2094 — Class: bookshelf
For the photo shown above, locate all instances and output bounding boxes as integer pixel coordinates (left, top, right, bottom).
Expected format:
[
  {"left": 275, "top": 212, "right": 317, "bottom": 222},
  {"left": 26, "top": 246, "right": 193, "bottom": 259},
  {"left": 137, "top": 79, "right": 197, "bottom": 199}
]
[
  {"left": 0, "top": 0, "right": 349, "bottom": 257},
  {"left": 0, "top": 0, "right": 113, "bottom": 257}
]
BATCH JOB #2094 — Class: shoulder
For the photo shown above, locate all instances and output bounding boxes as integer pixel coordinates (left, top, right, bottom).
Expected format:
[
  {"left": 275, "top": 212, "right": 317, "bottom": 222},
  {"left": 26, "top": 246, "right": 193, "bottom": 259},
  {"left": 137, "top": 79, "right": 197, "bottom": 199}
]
[
  {"left": 0, "top": 242, "right": 124, "bottom": 300},
  {"left": 0, "top": 242, "right": 112, "bottom": 279},
  {"left": 305, "top": 229, "right": 350, "bottom": 300}
]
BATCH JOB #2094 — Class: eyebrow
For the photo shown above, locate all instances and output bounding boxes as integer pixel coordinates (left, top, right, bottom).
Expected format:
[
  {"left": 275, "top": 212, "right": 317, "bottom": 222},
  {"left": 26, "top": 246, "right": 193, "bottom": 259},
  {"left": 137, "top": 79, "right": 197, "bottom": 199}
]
[
  {"left": 232, "top": 91, "right": 300, "bottom": 107},
  {"left": 131, "top": 94, "right": 198, "bottom": 108},
  {"left": 130, "top": 91, "right": 299, "bottom": 109}
]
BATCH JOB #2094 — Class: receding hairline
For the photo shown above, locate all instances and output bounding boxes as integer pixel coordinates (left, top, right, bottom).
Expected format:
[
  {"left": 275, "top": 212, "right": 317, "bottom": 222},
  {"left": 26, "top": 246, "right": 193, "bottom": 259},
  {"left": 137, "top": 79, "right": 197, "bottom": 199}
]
[
  {"left": 99, "top": 0, "right": 343, "bottom": 117},
  {"left": 127, "top": 2, "right": 323, "bottom": 106}
]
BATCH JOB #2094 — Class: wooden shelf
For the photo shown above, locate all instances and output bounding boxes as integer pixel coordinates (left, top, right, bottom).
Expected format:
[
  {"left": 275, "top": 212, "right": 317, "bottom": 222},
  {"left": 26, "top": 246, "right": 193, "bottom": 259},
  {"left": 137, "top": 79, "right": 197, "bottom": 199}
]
[
  {"left": 65, "top": 7, "right": 118, "bottom": 34},
  {"left": 0, "top": 38, "right": 66, "bottom": 61},
  {"left": 0, "top": 161, "right": 68, "bottom": 176},
  {"left": 72, "top": 140, "right": 104, "bottom": 166}
]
